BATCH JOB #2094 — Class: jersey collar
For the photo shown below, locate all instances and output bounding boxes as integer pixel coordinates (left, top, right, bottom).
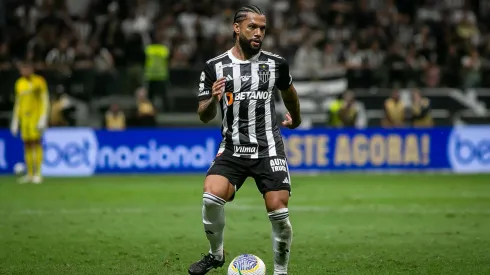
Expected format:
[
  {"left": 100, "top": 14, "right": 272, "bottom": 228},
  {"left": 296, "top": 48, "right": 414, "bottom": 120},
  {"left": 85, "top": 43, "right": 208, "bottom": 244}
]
[{"left": 227, "top": 49, "right": 261, "bottom": 64}]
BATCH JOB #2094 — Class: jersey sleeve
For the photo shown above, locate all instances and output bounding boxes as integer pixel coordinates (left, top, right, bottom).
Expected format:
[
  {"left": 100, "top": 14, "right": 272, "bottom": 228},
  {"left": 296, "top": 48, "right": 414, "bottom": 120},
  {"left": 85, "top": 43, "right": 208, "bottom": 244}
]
[
  {"left": 275, "top": 58, "right": 293, "bottom": 91},
  {"left": 197, "top": 62, "right": 216, "bottom": 101}
]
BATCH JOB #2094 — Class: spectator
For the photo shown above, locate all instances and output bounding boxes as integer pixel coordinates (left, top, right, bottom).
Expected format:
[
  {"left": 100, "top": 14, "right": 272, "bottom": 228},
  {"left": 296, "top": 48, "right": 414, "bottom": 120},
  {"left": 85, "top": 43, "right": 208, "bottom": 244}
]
[
  {"left": 409, "top": 89, "right": 433, "bottom": 127},
  {"left": 91, "top": 39, "right": 115, "bottom": 73},
  {"left": 0, "top": 42, "right": 12, "bottom": 70},
  {"left": 355, "top": 0, "right": 376, "bottom": 29},
  {"left": 177, "top": 4, "right": 199, "bottom": 40},
  {"left": 452, "top": 7, "right": 477, "bottom": 26},
  {"left": 26, "top": 26, "right": 53, "bottom": 69},
  {"left": 144, "top": 30, "right": 170, "bottom": 111},
  {"left": 326, "top": 91, "right": 359, "bottom": 128},
  {"left": 121, "top": 9, "right": 150, "bottom": 40},
  {"left": 461, "top": 48, "right": 482, "bottom": 89},
  {"left": 356, "top": 28, "right": 372, "bottom": 50},
  {"left": 283, "top": 24, "right": 309, "bottom": 58},
  {"left": 414, "top": 25, "right": 436, "bottom": 52},
  {"left": 36, "top": 0, "right": 69, "bottom": 38},
  {"left": 135, "top": 87, "right": 156, "bottom": 127},
  {"left": 170, "top": 46, "right": 192, "bottom": 68},
  {"left": 73, "top": 40, "right": 93, "bottom": 69},
  {"left": 45, "top": 37, "right": 75, "bottom": 74},
  {"left": 49, "top": 88, "right": 75, "bottom": 127},
  {"left": 442, "top": 44, "right": 461, "bottom": 87},
  {"left": 384, "top": 42, "right": 406, "bottom": 88},
  {"left": 394, "top": 14, "right": 414, "bottom": 48},
  {"left": 297, "top": 0, "right": 321, "bottom": 27},
  {"left": 342, "top": 40, "right": 365, "bottom": 89},
  {"left": 124, "top": 33, "right": 146, "bottom": 95},
  {"left": 456, "top": 12, "right": 480, "bottom": 48},
  {"left": 382, "top": 89, "right": 406, "bottom": 128},
  {"left": 91, "top": 39, "right": 116, "bottom": 96},
  {"left": 292, "top": 38, "right": 322, "bottom": 79},
  {"left": 364, "top": 40, "right": 386, "bottom": 87},
  {"left": 45, "top": 37, "right": 75, "bottom": 94},
  {"left": 323, "top": 42, "right": 343, "bottom": 76},
  {"left": 423, "top": 60, "right": 441, "bottom": 88},
  {"left": 105, "top": 103, "right": 126, "bottom": 130},
  {"left": 327, "top": 14, "right": 351, "bottom": 46},
  {"left": 416, "top": 0, "right": 442, "bottom": 23},
  {"left": 70, "top": 11, "right": 96, "bottom": 43},
  {"left": 99, "top": 3, "right": 125, "bottom": 66},
  {"left": 405, "top": 44, "right": 428, "bottom": 87},
  {"left": 14, "top": 2, "right": 42, "bottom": 35},
  {"left": 121, "top": 7, "right": 150, "bottom": 94}
]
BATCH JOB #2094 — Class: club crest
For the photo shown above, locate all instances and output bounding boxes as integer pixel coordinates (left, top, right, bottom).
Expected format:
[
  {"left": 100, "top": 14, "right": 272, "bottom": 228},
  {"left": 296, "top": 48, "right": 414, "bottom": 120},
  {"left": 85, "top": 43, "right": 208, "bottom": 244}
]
[{"left": 258, "top": 63, "right": 270, "bottom": 83}]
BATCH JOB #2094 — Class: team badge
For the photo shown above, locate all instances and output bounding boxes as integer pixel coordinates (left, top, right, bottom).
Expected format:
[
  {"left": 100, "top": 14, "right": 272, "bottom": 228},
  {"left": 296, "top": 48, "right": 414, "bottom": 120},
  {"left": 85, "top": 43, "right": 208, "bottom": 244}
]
[{"left": 258, "top": 63, "right": 270, "bottom": 83}]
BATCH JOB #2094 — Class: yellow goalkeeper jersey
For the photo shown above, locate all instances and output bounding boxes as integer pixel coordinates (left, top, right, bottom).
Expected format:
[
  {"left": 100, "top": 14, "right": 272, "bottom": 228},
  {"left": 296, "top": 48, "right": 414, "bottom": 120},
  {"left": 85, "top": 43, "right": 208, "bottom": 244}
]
[{"left": 14, "top": 74, "right": 49, "bottom": 121}]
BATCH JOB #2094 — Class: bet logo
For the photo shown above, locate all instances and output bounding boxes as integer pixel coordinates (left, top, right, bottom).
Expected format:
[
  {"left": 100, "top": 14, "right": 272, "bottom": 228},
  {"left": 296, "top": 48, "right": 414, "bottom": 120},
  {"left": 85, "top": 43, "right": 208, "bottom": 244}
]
[{"left": 225, "top": 92, "right": 234, "bottom": 106}]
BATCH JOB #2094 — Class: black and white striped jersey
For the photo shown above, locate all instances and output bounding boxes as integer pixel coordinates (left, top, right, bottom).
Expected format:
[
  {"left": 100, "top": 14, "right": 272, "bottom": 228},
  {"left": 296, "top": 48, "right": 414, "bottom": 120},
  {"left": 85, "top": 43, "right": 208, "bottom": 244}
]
[{"left": 197, "top": 50, "right": 293, "bottom": 159}]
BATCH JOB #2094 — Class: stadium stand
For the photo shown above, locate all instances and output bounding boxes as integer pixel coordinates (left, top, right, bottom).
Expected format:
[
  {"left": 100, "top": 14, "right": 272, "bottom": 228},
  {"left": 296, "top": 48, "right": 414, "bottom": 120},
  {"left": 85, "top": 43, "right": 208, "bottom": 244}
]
[{"left": 0, "top": 0, "right": 490, "bottom": 128}]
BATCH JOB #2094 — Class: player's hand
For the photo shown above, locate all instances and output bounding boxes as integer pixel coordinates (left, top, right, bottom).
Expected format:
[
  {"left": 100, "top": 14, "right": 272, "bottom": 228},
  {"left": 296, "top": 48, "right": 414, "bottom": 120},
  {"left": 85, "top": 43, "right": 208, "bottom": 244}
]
[
  {"left": 282, "top": 112, "right": 301, "bottom": 129},
  {"left": 37, "top": 116, "right": 47, "bottom": 131},
  {"left": 37, "top": 121, "right": 46, "bottom": 131},
  {"left": 10, "top": 124, "right": 18, "bottom": 136},
  {"left": 212, "top": 77, "right": 226, "bottom": 101}
]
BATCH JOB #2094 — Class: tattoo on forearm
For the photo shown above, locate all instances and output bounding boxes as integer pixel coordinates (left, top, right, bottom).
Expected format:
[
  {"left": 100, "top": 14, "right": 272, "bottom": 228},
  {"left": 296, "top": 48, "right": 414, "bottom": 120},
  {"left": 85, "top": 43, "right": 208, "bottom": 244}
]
[{"left": 198, "top": 98, "right": 217, "bottom": 122}]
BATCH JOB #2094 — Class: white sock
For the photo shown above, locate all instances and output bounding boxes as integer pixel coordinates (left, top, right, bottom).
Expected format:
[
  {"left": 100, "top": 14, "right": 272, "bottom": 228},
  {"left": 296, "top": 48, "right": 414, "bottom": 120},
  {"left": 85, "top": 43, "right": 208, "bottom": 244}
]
[
  {"left": 202, "top": 192, "right": 226, "bottom": 260},
  {"left": 268, "top": 208, "right": 293, "bottom": 275}
]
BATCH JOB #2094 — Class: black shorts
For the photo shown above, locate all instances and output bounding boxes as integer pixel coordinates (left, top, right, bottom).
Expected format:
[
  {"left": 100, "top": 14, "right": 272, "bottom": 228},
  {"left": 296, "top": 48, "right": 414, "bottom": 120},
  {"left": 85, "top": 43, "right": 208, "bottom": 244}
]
[{"left": 206, "top": 153, "right": 291, "bottom": 199}]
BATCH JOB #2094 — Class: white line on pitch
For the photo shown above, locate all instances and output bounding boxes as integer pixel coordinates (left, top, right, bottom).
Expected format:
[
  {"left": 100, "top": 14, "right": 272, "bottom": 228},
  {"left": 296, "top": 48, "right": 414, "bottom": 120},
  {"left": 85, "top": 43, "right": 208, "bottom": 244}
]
[{"left": 0, "top": 204, "right": 489, "bottom": 216}]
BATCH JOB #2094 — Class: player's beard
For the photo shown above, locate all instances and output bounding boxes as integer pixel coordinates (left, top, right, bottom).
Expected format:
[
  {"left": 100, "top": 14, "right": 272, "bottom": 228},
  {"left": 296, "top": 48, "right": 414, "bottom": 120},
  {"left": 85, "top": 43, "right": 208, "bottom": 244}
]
[{"left": 238, "top": 33, "right": 261, "bottom": 57}]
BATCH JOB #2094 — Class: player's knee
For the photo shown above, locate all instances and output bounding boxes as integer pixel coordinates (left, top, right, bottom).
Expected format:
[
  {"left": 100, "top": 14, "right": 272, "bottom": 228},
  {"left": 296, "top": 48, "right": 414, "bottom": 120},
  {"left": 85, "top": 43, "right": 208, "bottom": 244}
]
[
  {"left": 264, "top": 190, "right": 289, "bottom": 212},
  {"left": 203, "top": 175, "right": 234, "bottom": 201}
]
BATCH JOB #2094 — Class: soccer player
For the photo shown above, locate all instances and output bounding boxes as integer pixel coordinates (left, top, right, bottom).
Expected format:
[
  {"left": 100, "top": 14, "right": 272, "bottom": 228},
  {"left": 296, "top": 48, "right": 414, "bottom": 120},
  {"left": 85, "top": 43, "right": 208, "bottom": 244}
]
[
  {"left": 188, "top": 5, "right": 301, "bottom": 275},
  {"left": 10, "top": 61, "right": 49, "bottom": 184}
]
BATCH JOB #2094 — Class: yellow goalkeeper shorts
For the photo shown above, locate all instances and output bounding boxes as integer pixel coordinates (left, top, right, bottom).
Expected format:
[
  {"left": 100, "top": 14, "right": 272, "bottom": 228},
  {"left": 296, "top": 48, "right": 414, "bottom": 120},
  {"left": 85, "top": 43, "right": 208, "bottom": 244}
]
[{"left": 20, "top": 117, "right": 42, "bottom": 142}]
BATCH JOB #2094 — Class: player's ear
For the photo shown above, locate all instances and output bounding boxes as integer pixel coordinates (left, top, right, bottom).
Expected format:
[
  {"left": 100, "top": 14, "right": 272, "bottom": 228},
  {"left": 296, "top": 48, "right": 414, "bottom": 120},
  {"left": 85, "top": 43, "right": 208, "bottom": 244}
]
[{"left": 233, "top": 22, "right": 240, "bottom": 37}]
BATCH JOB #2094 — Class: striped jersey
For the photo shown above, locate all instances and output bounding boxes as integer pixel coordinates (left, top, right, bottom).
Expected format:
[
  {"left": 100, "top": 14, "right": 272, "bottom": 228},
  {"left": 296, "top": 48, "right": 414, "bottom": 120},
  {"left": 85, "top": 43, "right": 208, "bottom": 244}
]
[{"left": 197, "top": 50, "right": 293, "bottom": 159}]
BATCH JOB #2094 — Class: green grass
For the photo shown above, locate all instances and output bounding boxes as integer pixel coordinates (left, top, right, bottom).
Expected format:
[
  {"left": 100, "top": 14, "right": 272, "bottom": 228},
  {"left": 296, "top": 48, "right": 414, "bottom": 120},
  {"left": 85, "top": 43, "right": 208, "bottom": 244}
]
[{"left": 1, "top": 174, "right": 490, "bottom": 275}]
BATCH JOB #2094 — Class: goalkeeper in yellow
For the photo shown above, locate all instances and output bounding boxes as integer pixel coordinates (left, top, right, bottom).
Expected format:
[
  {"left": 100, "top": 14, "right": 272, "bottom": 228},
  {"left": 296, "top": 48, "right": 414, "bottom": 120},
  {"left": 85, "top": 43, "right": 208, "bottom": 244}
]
[{"left": 10, "top": 61, "right": 49, "bottom": 184}]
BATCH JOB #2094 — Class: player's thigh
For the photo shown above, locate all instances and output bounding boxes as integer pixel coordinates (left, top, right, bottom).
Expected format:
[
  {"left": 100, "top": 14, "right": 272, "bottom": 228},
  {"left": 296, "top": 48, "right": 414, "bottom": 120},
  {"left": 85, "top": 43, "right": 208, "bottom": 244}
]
[
  {"left": 205, "top": 154, "right": 249, "bottom": 201},
  {"left": 251, "top": 157, "right": 291, "bottom": 210},
  {"left": 20, "top": 119, "right": 41, "bottom": 142},
  {"left": 23, "top": 130, "right": 41, "bottom": 143}
]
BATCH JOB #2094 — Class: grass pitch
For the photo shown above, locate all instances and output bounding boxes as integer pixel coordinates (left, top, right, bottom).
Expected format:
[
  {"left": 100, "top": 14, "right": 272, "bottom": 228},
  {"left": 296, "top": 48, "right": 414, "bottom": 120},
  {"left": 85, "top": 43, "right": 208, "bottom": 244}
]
[{"left": 1, "top": 174, "right": 489, "bottom": 275}]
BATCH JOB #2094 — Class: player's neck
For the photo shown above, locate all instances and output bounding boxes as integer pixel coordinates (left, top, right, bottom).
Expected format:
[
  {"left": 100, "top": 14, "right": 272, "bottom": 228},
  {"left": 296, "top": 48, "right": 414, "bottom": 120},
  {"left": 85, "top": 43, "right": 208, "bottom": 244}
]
[{"left": 231, "top": 44, "right": 258, "bottom": 61}]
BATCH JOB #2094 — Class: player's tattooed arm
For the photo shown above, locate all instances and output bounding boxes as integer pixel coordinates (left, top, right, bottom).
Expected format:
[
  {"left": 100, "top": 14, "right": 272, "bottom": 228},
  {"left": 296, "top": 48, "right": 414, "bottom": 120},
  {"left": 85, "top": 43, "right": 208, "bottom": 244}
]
[
  {"left": 198, "top": 98, "right": 217, "bottom": 123},
  {"left": 281, "top": 85, "right": 302, "bottom": 128},
  {"left": 198, "top": 77, "right": 225, "bottom": 123}
]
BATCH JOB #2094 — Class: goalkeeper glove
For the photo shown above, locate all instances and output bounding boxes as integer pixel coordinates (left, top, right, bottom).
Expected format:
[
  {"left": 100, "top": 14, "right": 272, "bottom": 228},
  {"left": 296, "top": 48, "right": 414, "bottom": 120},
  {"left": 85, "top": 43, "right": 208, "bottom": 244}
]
[
  {"left": 10, "top": 118, "right": 18, "bottom": 136},
  {"left": 37, "top": 116, "right": 47, "bottom": 131}
]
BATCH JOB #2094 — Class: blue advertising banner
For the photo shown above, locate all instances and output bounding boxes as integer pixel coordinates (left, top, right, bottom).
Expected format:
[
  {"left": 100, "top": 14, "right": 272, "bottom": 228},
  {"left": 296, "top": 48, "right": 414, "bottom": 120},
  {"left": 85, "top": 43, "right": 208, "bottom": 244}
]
[
  {"left": 0, "top": 126, "right": 488, "bottom": 176},
  {"left": 283, "top": 127, "right": 450, "bottom": 171}
]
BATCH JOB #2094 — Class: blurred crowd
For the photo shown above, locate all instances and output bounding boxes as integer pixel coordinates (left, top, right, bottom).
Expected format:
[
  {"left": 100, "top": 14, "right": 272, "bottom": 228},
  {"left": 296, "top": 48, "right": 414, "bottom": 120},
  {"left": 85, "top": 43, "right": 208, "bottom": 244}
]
[{"left": 1, "top": 0, "right": 490, "bottom": 91}]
